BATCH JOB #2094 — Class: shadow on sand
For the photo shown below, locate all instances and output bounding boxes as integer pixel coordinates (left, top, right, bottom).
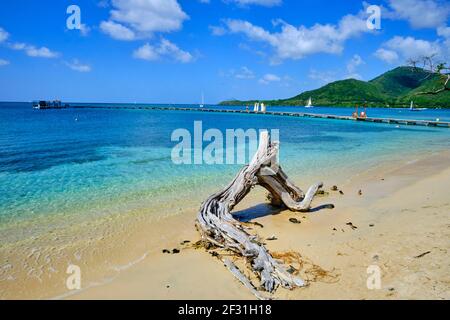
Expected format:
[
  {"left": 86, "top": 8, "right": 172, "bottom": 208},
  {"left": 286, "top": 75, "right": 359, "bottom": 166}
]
[
  {"left": 233, "top": 203, "right": 334, "bottom": 222},
  {"left": 233, "top": 203, "right": 284, "bottom": 222}
]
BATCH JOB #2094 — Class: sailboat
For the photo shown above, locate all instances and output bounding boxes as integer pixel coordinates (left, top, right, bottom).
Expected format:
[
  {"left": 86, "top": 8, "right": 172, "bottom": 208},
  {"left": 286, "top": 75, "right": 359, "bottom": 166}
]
[
  {"left": 409, "top": 100, "right": 427, "bottom": 111},
  {"left": 200, "top": 92, "right": 204, "bottom": 108},
  {"left": 305, "top": 97, "right": 313, "bottom": 108},
  {"left": 260, "top": 102, "right": 267, "bottom": 113}
]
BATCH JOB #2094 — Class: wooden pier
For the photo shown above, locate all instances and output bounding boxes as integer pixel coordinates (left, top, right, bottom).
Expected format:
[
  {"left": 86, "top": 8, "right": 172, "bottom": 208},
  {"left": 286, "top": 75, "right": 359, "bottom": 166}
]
[{"left": 60, "top": 105, "right": 450, "bottom": 128}]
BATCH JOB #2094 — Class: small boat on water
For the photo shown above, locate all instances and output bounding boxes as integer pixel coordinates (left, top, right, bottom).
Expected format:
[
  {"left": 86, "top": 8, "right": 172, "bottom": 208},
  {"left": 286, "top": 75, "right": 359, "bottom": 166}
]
[
  {"left": 409, "top": 100, "right": 427, "bottom": 111},
  {"left": 32, "top": 100, "right": 67, "bottom": 109},
  {"left": 305, "top": 97, "right": 313, "bottom": 108},
  {"left": 260, "top": 102, "right": 267, "bottom": 113},
  {"left": 200, "top": 92, "right": 204, "bottom": 108}
]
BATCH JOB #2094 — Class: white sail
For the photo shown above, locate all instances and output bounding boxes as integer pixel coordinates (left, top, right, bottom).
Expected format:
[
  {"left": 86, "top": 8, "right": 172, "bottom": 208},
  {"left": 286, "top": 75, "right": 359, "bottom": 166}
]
[
  {"left": 409, "top": 100, "right": 428, "bottom": 111},
  {"left": 305, "top": 97, "right": 313, "bottom": 108},
  {"left": 260, "top": 102, "right": 266, "bottom": 113},
  {"left": 200, "top": 92, "right": 204, "bottom": 108}
]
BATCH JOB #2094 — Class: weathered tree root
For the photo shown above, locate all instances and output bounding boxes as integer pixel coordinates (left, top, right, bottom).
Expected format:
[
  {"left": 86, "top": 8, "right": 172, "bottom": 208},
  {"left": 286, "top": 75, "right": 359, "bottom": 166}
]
[{"left": 196, "top": 131, "right": 325, "bottom": 298}]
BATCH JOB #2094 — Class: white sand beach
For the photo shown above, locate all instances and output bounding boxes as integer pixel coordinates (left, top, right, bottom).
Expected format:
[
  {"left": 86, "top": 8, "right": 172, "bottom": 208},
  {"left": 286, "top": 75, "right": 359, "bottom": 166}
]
[{"left": 58, "top": 150, "right": 450, "bottom": 300}]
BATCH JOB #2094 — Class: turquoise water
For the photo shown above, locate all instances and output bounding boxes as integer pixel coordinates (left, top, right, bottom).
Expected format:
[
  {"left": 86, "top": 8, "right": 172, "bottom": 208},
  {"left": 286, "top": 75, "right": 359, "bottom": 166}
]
[{"left": 0, "top": 102, "right": 449, "bottom": 240}]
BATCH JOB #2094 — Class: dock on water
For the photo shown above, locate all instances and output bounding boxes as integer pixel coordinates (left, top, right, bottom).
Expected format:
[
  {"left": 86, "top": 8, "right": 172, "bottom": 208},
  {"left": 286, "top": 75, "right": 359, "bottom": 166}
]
[{"left": 45, "top": 105, "right": 450, "bottom": 128}]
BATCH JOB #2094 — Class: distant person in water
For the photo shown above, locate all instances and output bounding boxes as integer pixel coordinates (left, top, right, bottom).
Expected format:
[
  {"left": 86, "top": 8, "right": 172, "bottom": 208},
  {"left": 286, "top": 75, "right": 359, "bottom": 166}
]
[{"left": 246, "top": 105, "right": 249, "bottom": 112}]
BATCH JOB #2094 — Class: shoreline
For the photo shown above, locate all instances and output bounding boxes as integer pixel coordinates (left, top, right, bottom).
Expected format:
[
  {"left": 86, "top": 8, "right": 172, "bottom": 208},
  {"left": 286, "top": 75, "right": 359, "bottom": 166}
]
[
  {"left": 1, "top": 149, "right": 449, "bottom": 300},
  {"left": 68, "top": 149, "right": 450, "bottom": 300}
]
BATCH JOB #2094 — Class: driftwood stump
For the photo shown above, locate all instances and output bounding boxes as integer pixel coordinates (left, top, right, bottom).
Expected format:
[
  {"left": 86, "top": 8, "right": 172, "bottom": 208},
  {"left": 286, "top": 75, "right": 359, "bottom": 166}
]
[{"left": 196, "top": 131, "right": 323, "bottom": 299}]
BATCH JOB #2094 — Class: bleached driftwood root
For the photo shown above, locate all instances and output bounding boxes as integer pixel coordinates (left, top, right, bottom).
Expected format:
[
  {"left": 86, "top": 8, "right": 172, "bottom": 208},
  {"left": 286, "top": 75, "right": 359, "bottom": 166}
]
[{"left": 196, "top": 131, "right": 324, "bottom": 298}]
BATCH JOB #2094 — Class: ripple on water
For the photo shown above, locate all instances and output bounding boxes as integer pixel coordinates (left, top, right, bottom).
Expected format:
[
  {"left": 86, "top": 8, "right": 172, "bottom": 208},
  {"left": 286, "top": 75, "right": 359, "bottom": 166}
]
[{"left": 0, "top": 103, "right": 449, "bottom": 298}]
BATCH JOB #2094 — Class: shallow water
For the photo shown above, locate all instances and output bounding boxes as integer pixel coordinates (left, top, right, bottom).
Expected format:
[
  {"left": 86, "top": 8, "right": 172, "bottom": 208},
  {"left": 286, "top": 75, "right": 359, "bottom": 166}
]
[
  {"left": 0, "top": 102, "right": 449, "bottom": 242},
  {"left": 1, "top": 102, "right": 450, "bottom": 298}
]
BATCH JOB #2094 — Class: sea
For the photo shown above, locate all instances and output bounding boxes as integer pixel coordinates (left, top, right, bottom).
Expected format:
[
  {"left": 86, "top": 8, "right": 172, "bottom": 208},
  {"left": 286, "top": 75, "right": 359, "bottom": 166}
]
[{"left": 0, "top": 102, "right": 449, "bottom": 296}]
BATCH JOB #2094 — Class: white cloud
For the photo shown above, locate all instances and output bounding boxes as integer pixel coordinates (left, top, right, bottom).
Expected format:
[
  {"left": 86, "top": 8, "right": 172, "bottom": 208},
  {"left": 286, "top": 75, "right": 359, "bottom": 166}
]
[
  {"left": 0, "top": 27, "right": 9, "bottom": 42},
  {"left": 345, "top": 73, "right": 363, "bottom": 80},
  {"left": 233, "top": 66, "right": 255, "bottom": 79},
  {"left": 101, "top": 0, "right": 188, "bottom": 40},
  {"left": 201, "top": 0, "right": 281, "bottom": 6},
  {"left": 309, "top": 68, "right": 364, "bottom": 83},
  {"left": 237, "top": 42, "right": 267, "bottom": 57},
  {"left": 235, "top": 66, "right": 255, "bottom": 79},
  {"left": 0, "top": 59, "right": 10, "bottom": 66},
  {"left": 26, "top": 46, "right": 59, "bottom": 58},
  {"left": 386, "top": 0, "right": 450, "bottom": 29},
  {"left": 10, "top": 43, "right": 26, "bottom": 50},
  {"left": 221, "top": 13, "right": 373, "bottom": 63},
  {"left": 133, "top": 43, "right": 160, "bottom": 60},
  {"left": 80, "top": 24, "right": 91, "bottom": 36},
  {"left": 375, "top": 36, "right": 442, "bottom": 63},
  {"left": 309, "top": 59, "right": 366, "bottom": 84},
  {"left": 374, "top": 48, "right": 399, "bottom": 63},
  {"left": 370, "top": 1, "right": 450, "bottom": 64},
  {"left": 437, "top": 26, "right": 450, "bottom": 58},
  {"left": 100, "top": 20, "right": 136, "bottom": 40},
  {"left": 11, "top": 42, "right": 59, "bottom": 58},
  {"left": 308, "top": 69, "right": 337, "bottom": 84},
  {"left": 259, "top": 73, "right": 281, "bottom": 84},
  {"left": 345, "top": 54, "right": 365, "bottom": 79},
  {"left": 65, "top": 59, "right": 92, "bottom": 72},
  {"left": 347, "top": 54, "right": 364, "bottom": 73},
  {"left": 133, "top": 38, "right": 193, "bottom": 63},
  {"left": 231, "top": 0, "right": 282, "bottom": 7},
  {"left": 2, "top": 28, "right": 59, "bottom": 59},
  {"left": 220, "top": 66, "right": 256, "bottom": 79},
  {"left": 209, "top": 25, "right": 226, "bottom": 36},
  {"left": 97, "top": 0, "right": 110, "bottom": 8},
  {"left": 438, "top": 26, "right": 450, "bottom": 38}
]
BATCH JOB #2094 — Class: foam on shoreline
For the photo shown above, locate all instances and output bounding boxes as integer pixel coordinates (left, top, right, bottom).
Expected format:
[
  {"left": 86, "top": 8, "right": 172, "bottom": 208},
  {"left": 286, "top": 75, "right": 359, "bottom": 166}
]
[{"left": 2, "top": 148, "right": 449, "bottom": 300}]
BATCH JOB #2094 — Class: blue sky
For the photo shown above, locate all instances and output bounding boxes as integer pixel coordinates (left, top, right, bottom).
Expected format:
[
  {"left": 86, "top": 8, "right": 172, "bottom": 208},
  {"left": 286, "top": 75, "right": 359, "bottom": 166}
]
[{"left": 0, "top": 0, "right": 449, "bottom": 103}]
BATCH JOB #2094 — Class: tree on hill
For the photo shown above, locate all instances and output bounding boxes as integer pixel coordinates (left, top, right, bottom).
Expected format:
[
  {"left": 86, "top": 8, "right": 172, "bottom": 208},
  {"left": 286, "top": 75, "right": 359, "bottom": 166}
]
[{"left": 409, "top": 55, "right": 449, "bottom": 95}]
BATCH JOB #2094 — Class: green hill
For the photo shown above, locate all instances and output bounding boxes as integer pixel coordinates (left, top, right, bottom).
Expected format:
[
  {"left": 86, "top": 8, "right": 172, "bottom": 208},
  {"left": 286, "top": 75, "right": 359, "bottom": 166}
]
[
  {"left": 369, "top": 66, "right": 433, "bottom": 97},
  {"left": 398, "top": 76, "right": 450, "bottom": 107},
  {"left": 220, "top": 66, "right": 450, "bottom": 108},
  {"left": 286, "top": 79, "right": 388, "bottom": 107}
]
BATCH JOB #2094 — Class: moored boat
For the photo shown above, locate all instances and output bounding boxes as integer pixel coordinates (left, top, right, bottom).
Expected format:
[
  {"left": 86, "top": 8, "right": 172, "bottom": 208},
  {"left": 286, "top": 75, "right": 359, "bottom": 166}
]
[
  {"left": 410, "top": 100, "right": 428, "bottom": 111},
  {"left": 32, "top": 100, "right": 65, "bottom": 109}
]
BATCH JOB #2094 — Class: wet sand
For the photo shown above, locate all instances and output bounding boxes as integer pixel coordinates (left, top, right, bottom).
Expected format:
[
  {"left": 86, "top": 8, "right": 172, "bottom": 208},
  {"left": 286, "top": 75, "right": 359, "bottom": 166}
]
[{"left": 62, "top": 151, "right": 450, "bottom": 300}]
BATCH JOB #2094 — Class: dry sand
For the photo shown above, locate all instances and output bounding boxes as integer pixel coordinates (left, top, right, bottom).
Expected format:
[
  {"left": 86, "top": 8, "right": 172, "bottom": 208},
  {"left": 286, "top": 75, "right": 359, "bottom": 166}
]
[{"left": 64, "top": 151, "right": 450, "bottom": 300}]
